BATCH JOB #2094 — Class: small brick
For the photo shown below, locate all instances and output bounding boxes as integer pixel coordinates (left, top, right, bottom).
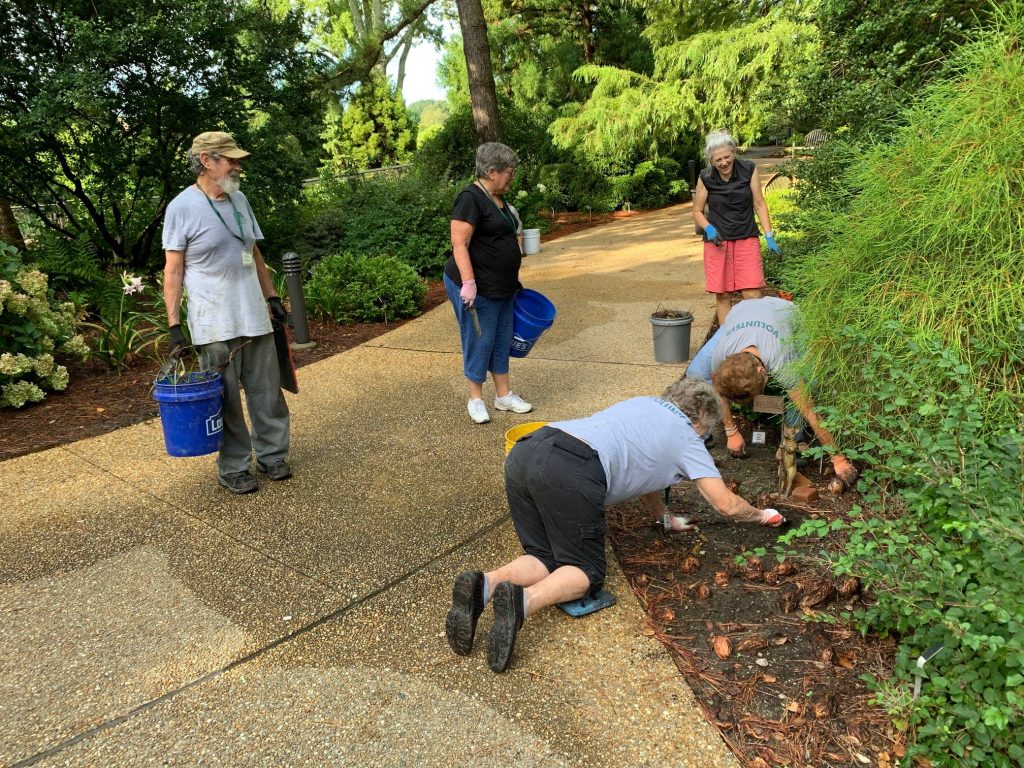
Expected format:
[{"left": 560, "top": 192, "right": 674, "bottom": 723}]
[{"left": 789, "top": 485, "right": 819, "bottom": 503}]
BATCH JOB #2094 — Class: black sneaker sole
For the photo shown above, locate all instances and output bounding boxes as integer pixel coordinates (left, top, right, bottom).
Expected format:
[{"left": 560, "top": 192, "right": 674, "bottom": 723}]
[
  {"left": 218, "top": 476, "right": 258, "bottom": 494},
  {"left": 256, "top": 463, "right": 293, "bottom": 481},
  {"left": 487, "top": 582, "right": 523, "bottom": 673},
  {"left": 445, "top": 572, "right": 483, "bottom": 656}
]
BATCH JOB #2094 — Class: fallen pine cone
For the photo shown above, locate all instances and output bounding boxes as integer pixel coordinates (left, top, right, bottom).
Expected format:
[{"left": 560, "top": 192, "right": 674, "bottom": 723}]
[
  {"left": 714, "top": 570, "right": 730, "bottom": 587},
  {"left": 778, "top": 583, "right": 800, "bottom": 614},
  {"left": 736, "top": 635, "right": 769, "bottom": 653},
  {"left": 809, "top": 692, "right": 837, "bottom": 719},
  {"left": 724, "top": 478, "right": 740, "bottom": 494},
  {"left": 739, "top": 556, "right": 763, "bottom": 581},
  {"left": 657, "top": 607, "right": 676, "bottom": 622},
  {"left": 715, "top": 621, "right": 745, "bottom": 633},
  {"left": 800, "top": 580, "right": 836, "bottom": 610},
  {"left": 695, "top": 582, "right": 712, "bottom": 600},
  {"left": 827, "top": 477, "right": 846, "bottom": 495},
  {"left": 712, "top": 635, "right": 733, "bottom": 659},
  {"left": 775, "top": 561, "right": 799, "bottom": 577},
  {"left": 836, "top": 575, "right": 860, "bottom": 598},
  {"left": 681, "top": 556, "right": 701, "bottom": 574}
]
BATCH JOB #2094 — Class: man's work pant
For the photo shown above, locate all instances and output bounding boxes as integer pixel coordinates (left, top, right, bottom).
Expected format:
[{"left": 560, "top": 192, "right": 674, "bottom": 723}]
[{"left": 199, "top": 333, "right": 290, "bottom": 479}]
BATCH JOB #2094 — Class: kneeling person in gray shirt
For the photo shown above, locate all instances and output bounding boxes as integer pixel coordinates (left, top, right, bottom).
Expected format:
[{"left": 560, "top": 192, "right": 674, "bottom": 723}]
[{"left": 445, "top": 377, "right": 784, "bottom": 673}]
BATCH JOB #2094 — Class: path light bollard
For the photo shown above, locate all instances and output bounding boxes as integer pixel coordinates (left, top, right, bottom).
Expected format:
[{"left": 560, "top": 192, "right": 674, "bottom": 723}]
[{"left": 282, "top": 251, "right": 317, "bottom": 350}]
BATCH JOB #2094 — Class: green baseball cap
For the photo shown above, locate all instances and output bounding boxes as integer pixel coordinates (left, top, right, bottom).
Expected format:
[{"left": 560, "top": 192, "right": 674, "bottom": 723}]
[{"left": 190, "top": 131, "right": 251, "bottom": 159}]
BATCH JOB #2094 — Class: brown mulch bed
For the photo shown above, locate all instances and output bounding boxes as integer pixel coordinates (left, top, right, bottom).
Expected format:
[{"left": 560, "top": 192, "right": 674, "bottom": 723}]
[{"left": 2, "top": 212, "right": 900, "bottom": 767}]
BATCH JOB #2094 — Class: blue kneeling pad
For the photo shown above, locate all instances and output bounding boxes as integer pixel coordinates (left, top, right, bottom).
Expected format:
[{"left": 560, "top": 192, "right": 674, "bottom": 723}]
[{"left": 557, "top": 588, "right": 617, "bottom": 617}]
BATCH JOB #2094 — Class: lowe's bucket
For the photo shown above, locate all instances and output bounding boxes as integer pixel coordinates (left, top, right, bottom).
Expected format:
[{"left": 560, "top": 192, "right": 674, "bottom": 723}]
[
  {"left": 522, "top": 228, "right": 541, "bottom": 255},
  {"left": 510, "top": 288, "right": 557, "bottom": 358},
  {"left": 153, "top": 372, "right": 224, "bottom": 457}
]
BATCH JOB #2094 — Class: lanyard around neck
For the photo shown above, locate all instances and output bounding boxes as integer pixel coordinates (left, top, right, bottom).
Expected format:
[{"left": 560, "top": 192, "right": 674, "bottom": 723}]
[
  {"left": 196, "top": 184, "right": 245, "bottom": 243},
  {"left": 475, "top": 181, "right": 517, "bottom": 235}
]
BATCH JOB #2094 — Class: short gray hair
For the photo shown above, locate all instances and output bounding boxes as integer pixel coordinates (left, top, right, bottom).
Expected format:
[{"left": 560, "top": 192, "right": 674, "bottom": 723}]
[
  {"left": 662, "top": 377, "right": 722, "bottom": 435},
  {"left": 189, "top": 150, "right": 221, "bottom": 177},
  {"left": 475, "top": 142, "right": 518, "bottom": 179},
  {"left": 704, "top": 130, "right": 737, "bottom": 164}
]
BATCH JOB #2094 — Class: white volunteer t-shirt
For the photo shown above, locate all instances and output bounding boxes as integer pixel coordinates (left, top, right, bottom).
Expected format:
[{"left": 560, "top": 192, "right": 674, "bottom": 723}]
[{"left": 162, "top": 186, "right": 271, "bottom": 345}]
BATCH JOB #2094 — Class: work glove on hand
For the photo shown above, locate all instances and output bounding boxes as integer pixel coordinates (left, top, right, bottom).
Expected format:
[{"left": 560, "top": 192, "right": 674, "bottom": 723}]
[
  {"left": 268, "top": 296, "right": 287, "bottom": 323},
  {"left": 167, "top": 324, "right": 189, "bottom": 358},
  {"left": 459, "top": 279, "right": 477, "bottom": 307},
  {"left": 727, "top": 430, "right": 747, "bottom": 458},
  {"left": 831, "top": 455, "right": 859, "bottom": 488},
  {"left": 760, "top": 508, "right": 786, "bottom": 527},
  {"left": 764, "top": 231, "right": 781, "bottom": 255},
  {"left": 703, "top": 223, "right": 723, "bottom": 247}
]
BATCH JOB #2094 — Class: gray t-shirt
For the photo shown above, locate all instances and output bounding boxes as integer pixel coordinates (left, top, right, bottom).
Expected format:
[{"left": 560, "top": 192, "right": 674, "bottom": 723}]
[
  {"left": 162, "top": 186, "right": 271, "bottom": 345},
  {"left": 550, "top": 397, "right": 721, "bottom": 506},
  {"left": 710, "top": 297, "right": 800, "bottom": 390}
]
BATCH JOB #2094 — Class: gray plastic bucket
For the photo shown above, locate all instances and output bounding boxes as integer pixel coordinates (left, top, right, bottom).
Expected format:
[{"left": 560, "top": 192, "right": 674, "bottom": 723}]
[{"left": 650, "top": 312, "right": 693, "bottom": 363}]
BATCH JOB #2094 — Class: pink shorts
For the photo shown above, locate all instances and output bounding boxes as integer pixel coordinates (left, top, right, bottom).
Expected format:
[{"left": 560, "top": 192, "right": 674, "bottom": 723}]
[{"left": 703, "top": 236, "right": 765, "bottom": 293}]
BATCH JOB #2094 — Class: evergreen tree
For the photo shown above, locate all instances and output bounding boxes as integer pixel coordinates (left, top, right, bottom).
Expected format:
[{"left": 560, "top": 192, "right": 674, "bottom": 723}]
[{"left": 322, "top": 74, "right": 416, "bottom": 172}]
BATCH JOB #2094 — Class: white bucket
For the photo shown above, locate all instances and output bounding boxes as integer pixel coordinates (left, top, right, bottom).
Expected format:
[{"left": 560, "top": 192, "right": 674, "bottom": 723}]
[{"left": 522, "top": 228, "right": 541, "bottom": 255}]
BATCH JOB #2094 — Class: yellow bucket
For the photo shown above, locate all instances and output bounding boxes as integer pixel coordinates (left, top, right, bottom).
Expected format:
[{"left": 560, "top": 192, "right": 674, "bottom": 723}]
[{"left": 504, "top": 421, "right": 548, "bottom": 454}]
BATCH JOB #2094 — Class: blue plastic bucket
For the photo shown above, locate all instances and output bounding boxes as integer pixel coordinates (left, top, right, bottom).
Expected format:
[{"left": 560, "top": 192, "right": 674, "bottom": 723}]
[
  {"left": 152, "top": 372, "right": 224, "bottom": 457},
  {"left": 510, "top": 288, "right": 557, "bottom": 358}
]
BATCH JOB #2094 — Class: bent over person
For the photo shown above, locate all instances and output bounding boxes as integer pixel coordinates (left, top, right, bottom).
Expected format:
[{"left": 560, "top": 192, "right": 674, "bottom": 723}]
[
  {"left": 444, "top": 378, "right": 784, "bottom": 673},
  {"left": 162, "top": 131, "right": 291, "bottom": 494},
  {"left": 686, "top": 295, "right": 857, "bottom": 486}
]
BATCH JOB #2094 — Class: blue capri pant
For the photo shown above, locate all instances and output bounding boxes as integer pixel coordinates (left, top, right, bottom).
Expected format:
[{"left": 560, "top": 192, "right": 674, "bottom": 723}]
[{"left": 443, "top": 273, "right": 515, "bottom": 384}]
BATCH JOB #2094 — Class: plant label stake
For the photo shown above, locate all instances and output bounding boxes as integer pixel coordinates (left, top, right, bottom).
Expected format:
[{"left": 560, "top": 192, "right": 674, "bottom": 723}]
[{"left": 912, "top": 643, "right": 944, "bottom": 700}]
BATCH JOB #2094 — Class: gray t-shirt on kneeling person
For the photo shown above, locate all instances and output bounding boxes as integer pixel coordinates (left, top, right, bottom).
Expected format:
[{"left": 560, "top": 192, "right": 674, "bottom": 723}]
[
  {"left": 550, "top": 397, "right": 720, "bottom": 506},
  {"left": 710, "top": 297, "right": 800, "bottom": 390},
  {"left": 162, "top": 186, "right": 271, "bottom": 346}
]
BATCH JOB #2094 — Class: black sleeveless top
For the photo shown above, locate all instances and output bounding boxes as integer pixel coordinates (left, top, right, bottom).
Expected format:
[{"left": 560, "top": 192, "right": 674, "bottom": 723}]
[{"left": 700, "top": 158, "right": 759, "bottom": 241}]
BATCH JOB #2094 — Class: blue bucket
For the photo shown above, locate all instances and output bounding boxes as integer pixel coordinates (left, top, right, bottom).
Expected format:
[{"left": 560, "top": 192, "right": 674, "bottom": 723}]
[
  {"left": 152, "top": 372, "right": 224, "bottom": 457},
  {"left": 510, "top": 288, "right": 557, "bottom": 358}
]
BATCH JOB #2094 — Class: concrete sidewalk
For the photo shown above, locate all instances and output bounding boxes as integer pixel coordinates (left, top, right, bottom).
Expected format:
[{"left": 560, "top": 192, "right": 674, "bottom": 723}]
[{"left": 0, "top": 203, "right": 738, "bottom": 768}]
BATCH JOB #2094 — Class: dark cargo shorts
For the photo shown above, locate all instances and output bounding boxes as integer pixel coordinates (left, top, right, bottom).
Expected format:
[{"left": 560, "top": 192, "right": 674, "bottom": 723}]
[{"left": 503, "top": 426, "right": 609, "bottom": 592}]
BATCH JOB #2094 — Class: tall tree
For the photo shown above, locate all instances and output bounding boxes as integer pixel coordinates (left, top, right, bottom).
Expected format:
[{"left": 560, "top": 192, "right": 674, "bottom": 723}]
[
  {"left": 322, "top": 73, "right": 415, "bottom": 172},
  {"left": 455, "top": 0, "right": 503, "bottom": 143},
  {"left": 0, "top": 0, "right": 320, "bottom": 270},
  {"left": 0, "top": 201, "right": 26, "bottom": 251}
]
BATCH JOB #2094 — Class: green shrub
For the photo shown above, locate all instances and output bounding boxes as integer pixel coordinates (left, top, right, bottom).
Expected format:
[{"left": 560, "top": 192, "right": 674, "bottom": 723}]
[
  {"left": 78, "top": 271, "right": 166, "bottom": 371},
  {"left": 607, "top": 159, "right": 688, "bottom": 210},
  {"left": 785, "top": 4, "right": 1024, "bottom": 430},
  {"left": 0, "top": 243, "right": 89, "bottom": 408},
  {"left": 297, "top": 173, "right": 459, "bottom": 277},
  {"left": 779, "top": 327, "right": 1023, "bottom": 766},
  {"left": 305, "top": 251, "right": 426, "bottom": 323}
]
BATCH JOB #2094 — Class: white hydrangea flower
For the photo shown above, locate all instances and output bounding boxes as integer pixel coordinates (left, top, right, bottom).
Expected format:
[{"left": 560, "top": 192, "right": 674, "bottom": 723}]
[
  {"left": 0, "top": 352, "right": 33, "bottom": 376},
  {"left": 33, "top": 353, "right": 55, "bottom": 377},
  {"left": 48, "top": 365, "right": 70, "bottom": 391},
  {"left": 0, "top": 279, "right": 12, "bottom": 311},
  {"left": 516, "top": 190, "right": 528, "bottom": 200},
  {"left": 62, "top": 335, "right": 91, "bottom": 359},
  {"left": 5, "top": 293, "right": 29, "bottom": 315},
  {"left": 1, "top": 380, "right": 45, "bottom": 408},
  {"left": 536, "top": 183, "right": 547, "bottom": 193},
  {"left": 15, "top": 269, "right": 48, "bottom": 298}
]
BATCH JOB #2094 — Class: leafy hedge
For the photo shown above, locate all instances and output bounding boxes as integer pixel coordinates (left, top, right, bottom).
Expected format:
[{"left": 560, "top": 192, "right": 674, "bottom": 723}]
[
  {"left": 780, "top": 329, "right": 1023, "bottom": 767},
  {"left": 0, "top": 244, "right": 88, "bottom": 408},
  {"left": 296, "top": 173, "right": 459, "bottom": 277},
  {"left": 305, "top": 251, "right": 425, "bottom": 323}
]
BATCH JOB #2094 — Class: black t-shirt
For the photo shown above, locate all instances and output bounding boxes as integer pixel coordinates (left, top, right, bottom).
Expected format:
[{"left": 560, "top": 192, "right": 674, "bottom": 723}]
[
  {"left": 700, "top": 157, "right": 760, "bottom": 241},
  {"left": 444, "top": 183, "right": 522, "bottom": 299}
]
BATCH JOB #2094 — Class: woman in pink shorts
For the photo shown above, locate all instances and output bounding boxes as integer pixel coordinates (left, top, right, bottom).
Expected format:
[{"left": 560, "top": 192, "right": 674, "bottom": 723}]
[{"left": 692, "top": 129, "right": 780, "bottom": 325}]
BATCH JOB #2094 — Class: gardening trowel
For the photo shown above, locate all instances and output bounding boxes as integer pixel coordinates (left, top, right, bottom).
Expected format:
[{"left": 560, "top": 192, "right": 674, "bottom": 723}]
[{"left": 467, "top": 305, "right": 482, "bottom": 336}]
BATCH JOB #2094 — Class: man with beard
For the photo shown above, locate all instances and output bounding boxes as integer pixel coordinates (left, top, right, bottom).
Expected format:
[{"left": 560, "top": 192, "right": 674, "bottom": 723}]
[{"left": 162, "top": 131, "right": 291, "bottom": 494}]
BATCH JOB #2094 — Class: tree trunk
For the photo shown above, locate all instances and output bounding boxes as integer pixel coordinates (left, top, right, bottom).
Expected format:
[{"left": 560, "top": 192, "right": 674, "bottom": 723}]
[
  {"left": 0, "top": 200, "right": 26, "bottom": 251},
  {"left": 455, "top": 0, "right": 503, "bottom": 144}
]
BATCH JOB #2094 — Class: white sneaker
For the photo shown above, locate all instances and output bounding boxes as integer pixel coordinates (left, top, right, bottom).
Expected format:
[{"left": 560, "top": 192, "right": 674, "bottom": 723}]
[
  {"left": 467, "top": 398, "right": 491, "bottom": 424},
  {"left": 494, "top": 392, "right": 533, "bottom": 413}
]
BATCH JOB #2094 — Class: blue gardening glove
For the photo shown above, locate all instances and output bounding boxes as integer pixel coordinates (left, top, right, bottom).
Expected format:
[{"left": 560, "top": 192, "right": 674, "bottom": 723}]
[
  {"left": 703, "top": 223, "right": 723, "bottom": 246},
  {"left": 268, "top": 296, "right": 287, "bottom": 323},
  {"left": 765, "top": 231, "right": 781, "bottom": 255}
]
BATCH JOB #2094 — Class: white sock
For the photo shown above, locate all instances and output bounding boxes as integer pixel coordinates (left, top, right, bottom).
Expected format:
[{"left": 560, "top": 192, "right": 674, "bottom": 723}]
[{"left": 482, "top": 574, "right": 492, "bottom": 604}]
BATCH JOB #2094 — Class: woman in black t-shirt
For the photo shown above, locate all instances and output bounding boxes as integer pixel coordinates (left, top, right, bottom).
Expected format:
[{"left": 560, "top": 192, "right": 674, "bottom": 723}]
[
  {"left": 444, "top": 142, "right": 533, "bottom": 424},
  {"left": 692, "top": 130, "right": 780, "bottom": 326}
]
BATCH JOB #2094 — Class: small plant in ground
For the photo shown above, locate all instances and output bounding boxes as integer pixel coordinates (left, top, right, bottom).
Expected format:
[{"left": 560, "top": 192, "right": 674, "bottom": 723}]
[
  {"left": 777, "top": 326, "right": 1023, "bottom": 766},
  {"left": 305, "top": 252, "right": 426, "bottom": 324},
  {"left": 78, "top": 271, "right": 166, "bottom": 371},
  {"left": 0, "top": 243, "right": 88, "bottom": 408}
]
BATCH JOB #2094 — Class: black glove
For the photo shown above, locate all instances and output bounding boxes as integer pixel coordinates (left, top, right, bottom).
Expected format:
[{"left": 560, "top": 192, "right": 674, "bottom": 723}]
[
  {"left": 168, "top": 324, "right": 188, "bottom": 357},
  {"left": 268, "top": 296, "right": 287, "bottom": 323}
]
